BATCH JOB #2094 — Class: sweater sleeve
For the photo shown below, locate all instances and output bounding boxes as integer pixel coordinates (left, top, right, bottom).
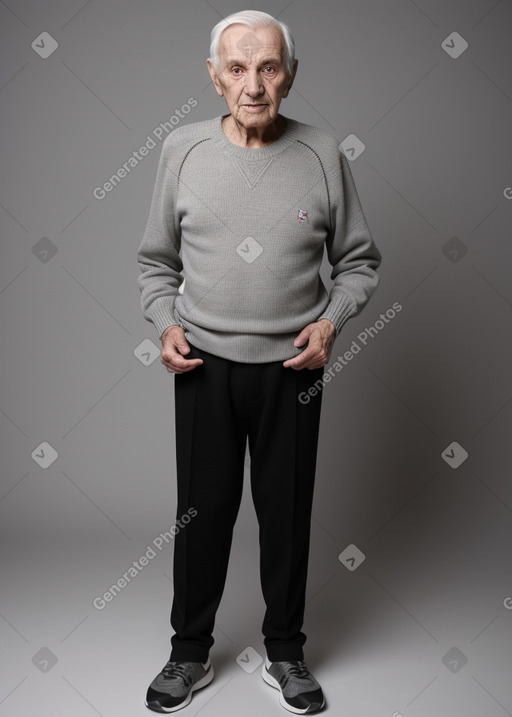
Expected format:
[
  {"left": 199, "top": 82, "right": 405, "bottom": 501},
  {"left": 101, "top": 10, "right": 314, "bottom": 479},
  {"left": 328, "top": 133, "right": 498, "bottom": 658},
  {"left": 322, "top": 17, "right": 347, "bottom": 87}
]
[
  {"left": 317, "top": 150, "right": 382, "bottom": 337},
  {"left": 136, "top": 137, "right": 183, "bottom": 340}
]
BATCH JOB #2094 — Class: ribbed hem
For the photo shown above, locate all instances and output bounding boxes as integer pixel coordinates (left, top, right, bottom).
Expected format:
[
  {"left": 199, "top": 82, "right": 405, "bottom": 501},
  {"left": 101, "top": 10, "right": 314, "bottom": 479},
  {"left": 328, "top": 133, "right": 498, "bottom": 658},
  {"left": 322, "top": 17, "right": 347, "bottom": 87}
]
[
  {"left": 317, "top": 293, "right": 356, "bottom": 337},
  {"left": 147, "top": 296, "right": 179, "bottom": 340},
  {"left": 172, "top": 294, "right": 357, "bottom": 362},
  {"left": 180, "top": 327, "right": 306, "bottom": 364}
]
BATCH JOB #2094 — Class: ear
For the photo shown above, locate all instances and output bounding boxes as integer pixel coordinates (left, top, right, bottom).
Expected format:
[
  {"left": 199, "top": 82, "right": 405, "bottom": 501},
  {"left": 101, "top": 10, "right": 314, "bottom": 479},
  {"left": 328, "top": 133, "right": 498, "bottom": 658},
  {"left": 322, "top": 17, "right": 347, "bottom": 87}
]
[
  {"left": 282, "top": 58, "right": 298, "bottom": 99},
  {"left": 206, "top": 58, "right": 224, "bottom": 97}
]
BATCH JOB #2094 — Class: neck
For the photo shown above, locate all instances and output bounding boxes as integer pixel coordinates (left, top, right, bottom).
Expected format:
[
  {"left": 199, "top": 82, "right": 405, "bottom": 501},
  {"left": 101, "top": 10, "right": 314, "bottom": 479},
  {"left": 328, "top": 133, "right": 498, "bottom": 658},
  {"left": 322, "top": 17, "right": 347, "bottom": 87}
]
[{"left": 222, "top": 114, "right": 287, "bottom": 148}]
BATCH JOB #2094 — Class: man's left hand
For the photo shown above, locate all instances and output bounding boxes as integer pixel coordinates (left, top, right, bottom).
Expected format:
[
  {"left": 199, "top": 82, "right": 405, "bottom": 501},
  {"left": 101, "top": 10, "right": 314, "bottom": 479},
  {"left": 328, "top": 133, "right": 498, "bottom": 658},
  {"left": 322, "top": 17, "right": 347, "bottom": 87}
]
[{"left": 283, "top": 318, "right": 336, "bottom": 370}]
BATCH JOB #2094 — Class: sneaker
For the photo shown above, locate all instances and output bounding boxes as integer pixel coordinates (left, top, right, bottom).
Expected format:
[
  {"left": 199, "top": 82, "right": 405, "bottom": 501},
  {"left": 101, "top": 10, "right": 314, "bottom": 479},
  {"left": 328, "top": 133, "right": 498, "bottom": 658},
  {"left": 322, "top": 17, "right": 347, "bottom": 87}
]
[
  {"left": 262, "top": 657, "right": 325, "bottom": 714},
  {"left": 145, "top": 657, "right": 214, "bottom": 713}
]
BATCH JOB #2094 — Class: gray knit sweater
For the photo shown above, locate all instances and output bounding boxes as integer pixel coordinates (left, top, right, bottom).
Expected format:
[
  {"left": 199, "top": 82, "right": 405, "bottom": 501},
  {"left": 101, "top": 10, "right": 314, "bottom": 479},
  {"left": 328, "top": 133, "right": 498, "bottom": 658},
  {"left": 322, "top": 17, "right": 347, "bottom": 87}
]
[{"left": 137, "top": 114, "right": 382, "bottom": 363}]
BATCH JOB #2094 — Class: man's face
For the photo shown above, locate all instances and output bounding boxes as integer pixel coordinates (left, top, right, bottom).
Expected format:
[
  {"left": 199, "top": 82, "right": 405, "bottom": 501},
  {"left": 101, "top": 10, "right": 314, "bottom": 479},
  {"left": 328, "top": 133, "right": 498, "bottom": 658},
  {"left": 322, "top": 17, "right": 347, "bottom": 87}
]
[{"left": 207, "top": 23, "right": 298, "bottom": 130}]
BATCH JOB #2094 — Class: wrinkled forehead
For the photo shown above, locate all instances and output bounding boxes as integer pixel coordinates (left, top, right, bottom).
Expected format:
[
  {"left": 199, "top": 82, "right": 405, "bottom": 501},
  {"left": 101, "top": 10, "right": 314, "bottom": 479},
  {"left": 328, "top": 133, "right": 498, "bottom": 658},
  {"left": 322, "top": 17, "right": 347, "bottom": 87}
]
[{"left": 217, "top": 23, "right": 286, "bottom": 65}]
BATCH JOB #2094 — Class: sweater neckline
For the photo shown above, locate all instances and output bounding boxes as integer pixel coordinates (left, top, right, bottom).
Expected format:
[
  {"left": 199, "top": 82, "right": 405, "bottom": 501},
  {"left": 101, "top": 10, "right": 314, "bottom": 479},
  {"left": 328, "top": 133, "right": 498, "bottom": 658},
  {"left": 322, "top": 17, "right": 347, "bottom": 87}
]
[{"left": 212, "top": 113, "right": 299, "bottom": 161}]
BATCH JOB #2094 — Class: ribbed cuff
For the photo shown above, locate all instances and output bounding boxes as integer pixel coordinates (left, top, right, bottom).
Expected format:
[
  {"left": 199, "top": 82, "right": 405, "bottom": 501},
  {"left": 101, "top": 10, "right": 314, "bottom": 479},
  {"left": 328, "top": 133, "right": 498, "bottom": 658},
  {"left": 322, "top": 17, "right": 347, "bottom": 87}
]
[
  {"left": 147, "top": 296, "right": 179, "bottom": 340},
  {"left": 317, "top": 293, "right": 356, "bottom": 337}
]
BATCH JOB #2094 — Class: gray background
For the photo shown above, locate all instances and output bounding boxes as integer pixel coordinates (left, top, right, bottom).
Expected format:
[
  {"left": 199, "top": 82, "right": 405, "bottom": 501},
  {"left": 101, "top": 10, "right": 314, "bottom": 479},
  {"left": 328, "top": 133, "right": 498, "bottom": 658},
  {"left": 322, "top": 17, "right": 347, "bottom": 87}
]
[{"left": 1, "top": 0, "right": 512, "bottom": 715}]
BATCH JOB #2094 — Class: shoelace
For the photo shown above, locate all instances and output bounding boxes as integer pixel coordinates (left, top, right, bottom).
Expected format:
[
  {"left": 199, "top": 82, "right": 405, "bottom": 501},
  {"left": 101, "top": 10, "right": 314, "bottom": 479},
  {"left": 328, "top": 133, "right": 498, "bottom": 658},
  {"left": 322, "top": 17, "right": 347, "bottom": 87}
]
[
  {"left": 279, "top": 660, "right": 311, "bottom": 680},
  {"left": 161, "top": 661, "right": 194, "bottom": 687}
]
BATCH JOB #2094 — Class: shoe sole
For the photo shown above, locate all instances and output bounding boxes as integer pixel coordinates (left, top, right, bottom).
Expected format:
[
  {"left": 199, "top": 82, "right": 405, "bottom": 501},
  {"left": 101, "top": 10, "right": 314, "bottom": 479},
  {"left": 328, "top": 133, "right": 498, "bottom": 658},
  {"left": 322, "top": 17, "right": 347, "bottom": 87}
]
[
  {"left": 145, "top": 665, "right": 214, "bottom": 713},
  {"left": 261, "top": 664, "right": 325, "bottom": 714}
]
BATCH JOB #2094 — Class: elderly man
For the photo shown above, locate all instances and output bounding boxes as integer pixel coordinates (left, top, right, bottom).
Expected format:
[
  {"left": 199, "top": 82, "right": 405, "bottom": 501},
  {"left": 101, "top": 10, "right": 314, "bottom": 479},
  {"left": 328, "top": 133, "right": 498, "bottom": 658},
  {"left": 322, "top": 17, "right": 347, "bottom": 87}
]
[{"left": 137, "top": 9, "right": 381, "bottom": 714}]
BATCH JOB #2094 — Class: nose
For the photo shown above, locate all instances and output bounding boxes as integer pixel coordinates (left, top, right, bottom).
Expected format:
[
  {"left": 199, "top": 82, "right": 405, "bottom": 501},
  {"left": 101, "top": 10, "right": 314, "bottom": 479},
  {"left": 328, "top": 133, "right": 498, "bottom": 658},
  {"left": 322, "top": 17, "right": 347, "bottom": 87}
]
[{"left": 244, "top": 69, "right": 264, "bottom": 97}]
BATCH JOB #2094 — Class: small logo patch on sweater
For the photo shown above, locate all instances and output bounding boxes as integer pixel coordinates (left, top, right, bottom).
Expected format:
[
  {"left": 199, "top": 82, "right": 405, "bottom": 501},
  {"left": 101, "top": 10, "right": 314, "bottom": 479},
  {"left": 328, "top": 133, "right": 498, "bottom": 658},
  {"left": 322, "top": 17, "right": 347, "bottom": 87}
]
[{"left": 297, "top": 209, "right": 308, "bottom": 222}]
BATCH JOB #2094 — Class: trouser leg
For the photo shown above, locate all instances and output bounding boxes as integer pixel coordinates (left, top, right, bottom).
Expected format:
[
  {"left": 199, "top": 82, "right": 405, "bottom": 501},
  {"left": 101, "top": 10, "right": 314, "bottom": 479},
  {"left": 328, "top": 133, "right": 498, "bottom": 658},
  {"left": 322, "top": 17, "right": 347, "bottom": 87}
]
[
  {"left": 247, "top": 361, "right": 324, "bottom": 662},
  {"left": 169, "top": 344, "right": 247, "bottom": 663}
]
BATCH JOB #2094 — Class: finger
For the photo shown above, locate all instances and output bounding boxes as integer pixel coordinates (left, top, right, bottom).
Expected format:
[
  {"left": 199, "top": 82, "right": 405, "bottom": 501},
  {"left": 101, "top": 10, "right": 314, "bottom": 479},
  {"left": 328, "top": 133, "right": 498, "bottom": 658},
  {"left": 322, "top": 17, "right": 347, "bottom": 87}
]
[
  {"left": 171, "top": 358, "right": 204, "bottom": 373},
  {"left": 284, "top": 350, "right": 312, "bottom": 369},
  {"left": 161, "top": 344, "right": 189, "bottom": 364},
  {"left": 175, "top": 342, "right": 191, "bottom": 355},
  {"left": 295, "top": 352, "right": 327, "bottom": 370},
  {"left": 286, "top": 358, "right": 308, "bottom": 370}
]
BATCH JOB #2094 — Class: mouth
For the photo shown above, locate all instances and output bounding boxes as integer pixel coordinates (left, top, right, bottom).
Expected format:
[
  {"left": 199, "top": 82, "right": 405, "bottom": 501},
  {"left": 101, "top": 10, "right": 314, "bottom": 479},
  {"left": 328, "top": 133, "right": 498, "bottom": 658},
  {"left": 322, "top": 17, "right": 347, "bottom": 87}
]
[{"left": 242, "top": 103, "right": 268, "bottom": 111}]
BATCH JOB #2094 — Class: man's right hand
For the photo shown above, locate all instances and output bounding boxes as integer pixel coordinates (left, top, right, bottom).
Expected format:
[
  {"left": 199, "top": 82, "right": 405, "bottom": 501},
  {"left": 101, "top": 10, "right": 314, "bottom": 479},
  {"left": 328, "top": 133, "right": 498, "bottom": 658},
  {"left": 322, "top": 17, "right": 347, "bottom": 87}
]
[{"left": 160, "top": 325, "right": 204, "bottom": 374}]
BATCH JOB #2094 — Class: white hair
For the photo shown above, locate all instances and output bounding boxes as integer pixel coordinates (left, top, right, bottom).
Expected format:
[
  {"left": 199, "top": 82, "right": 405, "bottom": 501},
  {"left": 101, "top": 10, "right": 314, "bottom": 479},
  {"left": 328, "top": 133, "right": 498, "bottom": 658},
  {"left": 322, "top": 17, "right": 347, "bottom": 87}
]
[{"left": 208, "top": 10, "right": 295, "bottom": 76}]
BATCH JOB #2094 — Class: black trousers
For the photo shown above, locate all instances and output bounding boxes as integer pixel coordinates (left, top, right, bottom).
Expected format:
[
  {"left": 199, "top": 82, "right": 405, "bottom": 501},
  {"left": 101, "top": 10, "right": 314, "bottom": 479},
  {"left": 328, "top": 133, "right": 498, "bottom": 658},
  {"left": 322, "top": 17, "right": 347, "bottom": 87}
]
[{"left": 169, "top": 342, "right": 324, "bottom": 663}]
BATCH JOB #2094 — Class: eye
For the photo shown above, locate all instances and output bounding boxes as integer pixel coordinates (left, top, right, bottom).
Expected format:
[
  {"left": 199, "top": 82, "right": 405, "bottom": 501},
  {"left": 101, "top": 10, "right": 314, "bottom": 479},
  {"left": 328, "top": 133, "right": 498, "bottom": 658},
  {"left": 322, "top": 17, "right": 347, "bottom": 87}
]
[
  {"left": 263, "top": 66, "right": 275, "bottom": 73},
  {"left": 232, "top": 67, "right": 242, "bottom": 75}
]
